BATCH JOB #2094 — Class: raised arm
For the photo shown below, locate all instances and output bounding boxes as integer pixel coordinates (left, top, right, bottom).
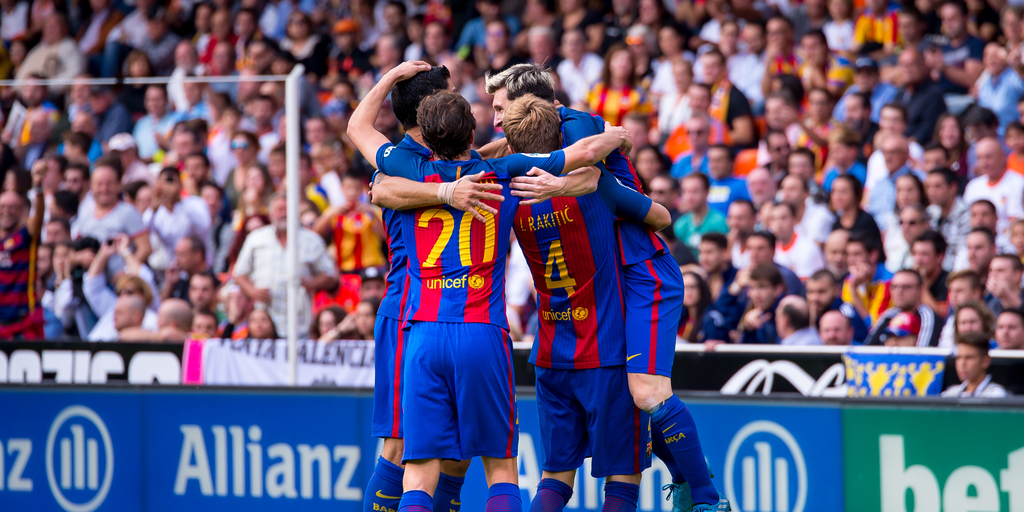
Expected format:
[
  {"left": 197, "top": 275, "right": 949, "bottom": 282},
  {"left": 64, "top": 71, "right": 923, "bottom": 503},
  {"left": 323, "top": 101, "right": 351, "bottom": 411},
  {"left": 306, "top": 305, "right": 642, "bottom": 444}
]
[
  {"left": 28, "top": 186, "right": 45, "bottom": 240},
  {"left": 347, "top": 61, "right": 433, "bottom": 166}
]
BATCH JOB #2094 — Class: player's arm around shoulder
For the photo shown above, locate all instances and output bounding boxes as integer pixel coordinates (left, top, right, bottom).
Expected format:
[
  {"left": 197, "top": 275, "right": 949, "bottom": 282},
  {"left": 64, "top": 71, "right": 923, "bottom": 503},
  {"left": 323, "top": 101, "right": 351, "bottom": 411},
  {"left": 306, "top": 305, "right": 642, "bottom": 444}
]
[
  {"left": 347, "top": 61, "right": 432, "bottom": 167},
  {"left": 561, "top": 122, "right": 633, "bottom": 174},
  {"left": 371, "top": 169, "right": 505, "bottom": 223}
]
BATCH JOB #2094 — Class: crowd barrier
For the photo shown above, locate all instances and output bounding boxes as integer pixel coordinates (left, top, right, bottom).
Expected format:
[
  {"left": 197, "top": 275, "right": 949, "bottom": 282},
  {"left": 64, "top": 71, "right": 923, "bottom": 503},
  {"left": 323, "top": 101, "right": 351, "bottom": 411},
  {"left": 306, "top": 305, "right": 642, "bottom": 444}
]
[
  {"left": 0, "top": 386, "right": 1021, "bottom": 512},
  {"left": 4, "top": 340, "right": 1024, "bottom": 396}
]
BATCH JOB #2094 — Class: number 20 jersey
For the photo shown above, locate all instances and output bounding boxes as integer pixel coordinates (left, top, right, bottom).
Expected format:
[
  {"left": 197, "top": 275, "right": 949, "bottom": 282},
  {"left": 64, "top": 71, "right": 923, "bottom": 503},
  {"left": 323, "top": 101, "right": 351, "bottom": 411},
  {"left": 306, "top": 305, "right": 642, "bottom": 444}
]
[{"left": 376, "top": 142, "right": 567, "bottom": 330}]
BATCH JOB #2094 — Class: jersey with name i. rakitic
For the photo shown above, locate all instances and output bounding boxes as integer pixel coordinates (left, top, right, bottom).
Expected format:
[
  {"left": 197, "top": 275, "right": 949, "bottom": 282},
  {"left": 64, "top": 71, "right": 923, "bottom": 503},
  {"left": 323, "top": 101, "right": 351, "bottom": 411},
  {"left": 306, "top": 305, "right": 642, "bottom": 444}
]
[
  {"left": 514, "top": 112, "right": 626, "bottom": 369},
  {"left": 558, "top": 107, "right": 667, "bottom": 265},
  {"left": 377, "top": 143, "right": 567, "bottom": 330}
]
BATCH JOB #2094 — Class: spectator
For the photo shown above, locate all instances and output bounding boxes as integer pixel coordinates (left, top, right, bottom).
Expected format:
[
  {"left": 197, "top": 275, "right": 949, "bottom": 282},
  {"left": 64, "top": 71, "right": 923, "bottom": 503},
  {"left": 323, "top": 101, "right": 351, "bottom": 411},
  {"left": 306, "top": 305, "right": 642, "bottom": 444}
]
[
  {"left": 655, "top": 59, "right": 694, "bottom": 142},
  {"left": 700, "top": 50, "right": 755, "bottom": 148},
  {"left": 705, "top": 145, "right": 750, "bottom": 215},
  {"left": 885, "top": 203, "right": 930, "bottom": 273},
  {"left": 995, "top": 309, "right": 1024, "bottom": 350},
  {"left": 843, "top": 232, "right": 892, "bottom": 323},
  {"left": 824, "top": 229, "right": 850, "bottom": 280},
  {"left": 191, "top": 309, "right": 219, "bottom": 338},
  {"left": 281, "top": 12, "right": 329, "bottom": 78},
  {"left": 770, "top": 201, "right": 825, "bottom": 279},
  {"left": 953, "top": 299, "right": 996, "bottom": 341},
  {"left": 313, "top": 175, "right": 386, "bottom": 273},
  {"left": 133, "top": 85, "right": 184, "bottom": 162},
  {"left": 823, "top": 128, "right": 866, "bottom": 192},
  {"left": 310, "top": 305, "right": 348, "bottom": 341},
  {"left": 739, "top": 263, "right": 786, "bottom": 344},
  {"left": 112, "top": 295, "right": 147, "bottom": 339},
  {"left": 912, "top": 230, "right": 950, "bottom": 317},
  {"left": 233, "top": 194, "right": 337, "bottom": 338},
  {"left": 776, "top": 295, "right": 823, "bottom": 346},
  {"left": 960, "top": 227, "right": 998, "bottom": 282},
  {"left": 71, "top": 159, "right": 152, "bottom": 273},
  {"left": 89, "top": 85, "right": 133, "bottom": 146},
  {"left": 162, "top": 235, "right": 209, "bottom": 301},
  {"left": 865, "top": 104, "right": 924, "bottom": 193},
  {"left": 839, "top": 92, "right": 878, "bottom": 157},
  {"left": 698, "top": 233, "right": 737, "bottom": 303},
  {"left": 15, "top": 13, "right": 84, "bottom": 94},
  {"left": 866, "top": 135, "right": 926, "bottom": 217},
  {"left": 819, "top": 309, "right": 856, "bottom": 345},
  {"left": 669, "top": 114, "right": 712, "bottom": 177},
  {"left": 121, "top": 297, "right": 193, "bottom": 341},
  {"left": 880, "top": 310, "right": 922, "bottom": 347},
  {"left": 925, "top": 168, "right": 969, "bottom": 270},
  {"left": 780, "top": 173, "right": 834, "bottom": 244},
  {"left": 149, "top": 168, "right": 212, "bottom": 269},
  {"left": 976, "top": 43, "right": 1024, "bottom": 134},
  {"left": 985, "top": 254, "right": 1024, "bottom": 317},
  {"left": 932, "top": 114, "right": 970, "bottom": 177},
  {"left": 108, "top": 134, "right": 150, "bottom": 185},
  {"left": 932, "top": 0, "right": 984, "bottom": 98},
  {"left": 963, "top": 138, "right": 1024, "bottom": 243},
  {"left": 726, "top": 199, "right": 757, "bottom": 269},
  {"left": 728, "top": 22, "right": 767, "bottom": 108},
  {"left": 867, "top": 269, "right": 942, "bottom": 346},
  {"left": 673, "top": 173, "right": 728, "bottom": 256},
  {"left": 680, "top": 271, "right": 713, "bottom": 343},
  {"left": 200, "top": 182, "right": 233, "bottom": 273},
  {"left": 942, "top": 331, "right": 1010, "bottom": 397},
  {"left": 806, "top": 269, "right": 868, "bottom": 343},
  {"left": 834, "top": 57, "right": 897, "bottom": 124},
  {"left": 0, "top": 189, "right": 45, "bottom": 338},
  {"left": 585, "top": 44, "right": 651, "bottom": 126},
  {"left": 88, "top": 274, "right": 159, "bottom": 341}
]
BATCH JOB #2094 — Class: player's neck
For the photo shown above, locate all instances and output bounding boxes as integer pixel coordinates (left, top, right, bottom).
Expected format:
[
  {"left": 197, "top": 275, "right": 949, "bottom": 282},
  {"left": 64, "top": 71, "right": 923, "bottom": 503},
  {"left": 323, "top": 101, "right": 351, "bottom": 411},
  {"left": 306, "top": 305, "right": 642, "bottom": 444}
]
[{"left": 407, "top": 127, "right": 424, "bottom": 146}]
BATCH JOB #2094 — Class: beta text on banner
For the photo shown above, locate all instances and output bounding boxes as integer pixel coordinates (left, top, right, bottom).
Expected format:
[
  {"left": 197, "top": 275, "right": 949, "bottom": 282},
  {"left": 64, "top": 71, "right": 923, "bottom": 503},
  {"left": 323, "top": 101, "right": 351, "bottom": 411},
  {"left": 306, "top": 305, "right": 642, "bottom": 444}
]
[
  {"left": 842, "top": 351, "right": 947, "bottom": 397},
  {"left": 182, "top": 338, "right": 374, "bottom": 386}
]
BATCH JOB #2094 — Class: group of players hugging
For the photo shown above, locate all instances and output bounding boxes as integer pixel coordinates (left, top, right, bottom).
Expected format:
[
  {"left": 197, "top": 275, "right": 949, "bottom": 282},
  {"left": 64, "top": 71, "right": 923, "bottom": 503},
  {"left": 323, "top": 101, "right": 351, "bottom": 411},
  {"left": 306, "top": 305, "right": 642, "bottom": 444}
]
[{"left": 347, "top": 60, "right": 726, "bottom": 512}]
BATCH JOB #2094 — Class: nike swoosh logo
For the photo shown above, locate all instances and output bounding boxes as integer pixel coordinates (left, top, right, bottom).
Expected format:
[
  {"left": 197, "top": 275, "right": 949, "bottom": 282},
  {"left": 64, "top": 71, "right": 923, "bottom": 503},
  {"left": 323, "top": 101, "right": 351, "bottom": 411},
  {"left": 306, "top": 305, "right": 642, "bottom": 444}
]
[
  {"left": 626, "top": 353, "right": 641, "bottom": 361},
  {"left": 377, "top": 490, "right": 402, "bottom": 500},
  {"left": 451, "top": 500, "right": 462, "bottom": 505}
]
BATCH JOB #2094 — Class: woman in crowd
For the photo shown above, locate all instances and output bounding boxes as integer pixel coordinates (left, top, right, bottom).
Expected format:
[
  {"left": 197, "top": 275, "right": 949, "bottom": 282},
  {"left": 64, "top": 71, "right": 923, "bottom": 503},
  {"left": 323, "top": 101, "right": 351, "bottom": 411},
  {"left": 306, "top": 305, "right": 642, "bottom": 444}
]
[
  {"left": 933, "top": 114, "right": 970, "bottom": 178},
  {"left": 119, "top": 52, "right": 154, "bottom": 116},
  {"left": 954, "top": 300, "right": 997, "bottom": 342},
  {"left": 310, "top": 306, "right": 348, "bottom": 341},
  {"left": 680, "top": 271, "right": 713, "bottom": 343},
  {"left": 281, "top": 12, "right": 330, "bottom": 78},
  {"left": 881, "top": 174, "right": 928, "bottom": 271},
  {"left": 584, "top": 43, "right": 651, "bottom": 126},
  {"left": 247, "top": 307, "right": 279, "bottom": 339},
  {"left": 124, "top": 181, "right": 152, "bottom": 216},
  {"left": 235, "top": 164, "right": 274, "bottom": 221},
  {"left": 830, "top": 174, "right": 881, "bottom": 240},
  {"left": 224, "top": 131, "right": 260, "bottom": 208}
]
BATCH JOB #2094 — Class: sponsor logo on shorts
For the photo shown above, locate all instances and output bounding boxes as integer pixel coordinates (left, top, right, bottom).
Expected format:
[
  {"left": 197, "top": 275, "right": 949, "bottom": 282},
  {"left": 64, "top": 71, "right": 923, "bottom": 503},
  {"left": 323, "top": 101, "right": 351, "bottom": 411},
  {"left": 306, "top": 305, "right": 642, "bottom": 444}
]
[{"left": 541, "top": 306, "right": 589, "bottom": 322}]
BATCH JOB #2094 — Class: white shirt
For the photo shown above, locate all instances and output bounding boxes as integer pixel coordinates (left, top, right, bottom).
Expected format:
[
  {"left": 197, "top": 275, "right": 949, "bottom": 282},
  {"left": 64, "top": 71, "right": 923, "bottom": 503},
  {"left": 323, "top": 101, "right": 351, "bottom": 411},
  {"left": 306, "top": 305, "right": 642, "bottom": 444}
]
[
  {"left": 89, "top": 309, "right": 159, "bottom": 341},
  {"left": 962, "top": 170, "right": 1024, "bottom": 242},
  {"left": 149, "top": 196, "right": 212, "bottom": 267},
  {"left": 556, "top": 54, "right": 604, "bottom": 106},
  {"left": 233, "top": 225, "right": 337, "bottom": 338},
  {"left": 795, "top": 199, "right": 835, "bottom": 244},
  {"left": 774, "top": 233, "right": 825, "bottom": 278},
  {"left": 732, "top": 242, "right": 750, "bottom": 269},
  {"left": 728, "top": 52, "right": 766, "bottom": 105},
  {"left": 78, "top": 9, "right": 110, "bottom": 54},
  {"left": 941, "top": 375, "right": 1010, "bottom": 398},
  {"left": 658, "top": 91, "right": 692, "bottom": 137},
  {"left": 107, "top": 8, "right": 149, "bottom": 49},
  {"left": 649, "top": 58, "right": 679, "bottom": 96},
  {"left": 823, "top": 20, "right": 855, "bottom": 52},
  {"left": 0, "top": 2, "right": 29, "bottom": 42}
]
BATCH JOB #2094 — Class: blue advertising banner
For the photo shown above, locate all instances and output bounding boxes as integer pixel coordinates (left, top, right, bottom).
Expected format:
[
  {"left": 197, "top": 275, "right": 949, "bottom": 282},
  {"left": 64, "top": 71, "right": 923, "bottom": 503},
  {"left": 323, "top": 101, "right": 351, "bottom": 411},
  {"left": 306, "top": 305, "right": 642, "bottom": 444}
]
[{"left": 0, "top": 388, "right": 843, "bottom": 512}]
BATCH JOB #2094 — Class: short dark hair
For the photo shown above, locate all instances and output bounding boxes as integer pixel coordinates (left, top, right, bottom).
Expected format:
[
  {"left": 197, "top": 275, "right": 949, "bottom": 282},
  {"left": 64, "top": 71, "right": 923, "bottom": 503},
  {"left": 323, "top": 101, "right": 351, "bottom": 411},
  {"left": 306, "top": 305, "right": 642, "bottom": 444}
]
[
  {"left": 802, "top": 29, "right": 827, "bottom": 47},
  {"left": 1007, "top": 121, "right": 1024, "bottom": 135},
  {"left": 708, "top": 144, "right": 733, "bottom": 161},
  {"left": 923, "top": 142, "right": 950, "bottom": 160},
  {"left": 185, "top": 152, "right": 210, "bottom": 168},
  {"left": 848, "top": 91, "right": 871, "bottom": 112},
  {"left": 999, "top": 308, "right": 1024, "bottom": 328},
  {"left": 52, "top": 190, "right": 79, "bottom": 217},
  {"left": 970, "top": 199, "right": 997, "bottom": 216},
  {"left": 124, "top": 180, "right": 149, "bottom": 202},
  {"left": 928, "top": 167, "right": 957, "bottom": 186},
  {"left": 772, "top": 200, "right": 796, "bottom": 217},
  {"left": 189, "top": 271, "right": 219, "bottom": 289},
  {"left": 955, "top": 330, "right": 991, "bottom": 357},
  {"left": 809, "top": 268, "right": 838, "bottom": 285},
  {"left": 947, "top": 269, "right": 982, "bottom": 290},
  {"left": 730, "top": 198, "right": 756, "bottom": 216},
  {"left": 93, "top": 154, "right": 124, "bottom": 181},
  {"left": 417, "top": 91, "right": 475, "bottom": 161},
  {"left": 962, "top": 104, "right": 999, "bottom": 128},
  {"left": 701, "top": 232, "right": 728, "bottom": 249},
  {"left": 881, "top": 102, "right": 908, "bottom": 122},
  {"left": 182, "top": 234, "right": 207, "bottom": 259},
  {"left": 391, "top": 66, "right": 452, "bottom": 131},
  {"left": 893, "top": 268, "right": 923, "bottom": 286},
  {"left": 790, "top": 147, "right": 816, "bottom": 167},
  {"left": 747, "top": 230, "right": 777, "bottom": 248},
  {"left": 848, "top": 230, "right": 885, "bottom": 263},
  {"left": 682, "top": 172, "right": 710, "bottom": 192},
  {"left": 992, "top": 253, "right": 1024, "bottom": 273},
  {"left": 651, "top": 172, "right": 681, "bottom": 193},
  {"left": 912, "top": 230, "right": 949, "bottom": 256},
  {"left": 831, "top": 174, "right": 864, "bottom": 204},
  {"left": 750, "top": 262, "right": 783, "bottom": 287},
  {"left": 968, "top": 226, "right": 996, "bottom": 246}
]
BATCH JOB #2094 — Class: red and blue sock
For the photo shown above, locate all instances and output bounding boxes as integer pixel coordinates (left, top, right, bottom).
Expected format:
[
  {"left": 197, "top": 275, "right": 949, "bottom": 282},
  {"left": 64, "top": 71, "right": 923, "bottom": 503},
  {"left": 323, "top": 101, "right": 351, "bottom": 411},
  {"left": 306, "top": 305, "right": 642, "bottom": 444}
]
[
  {"left": 364, "top": 456, "right": 405, "bottom": 512},
  {"left": 398, "top": 490, "right": 434, "bottom": 512},
  {"left": 649, "top": 396, "right": 718, "bottom": 505},
  {"left": 433, "top": 472, "right": 465, "bottom": 512},
  {"left": 601, "top": 481, "right": 639, "bottom": 512},
  {"left": 485, "top": 482, "right": 523, "bottom": 512},
  {"left": 529, "top": 478, "right": 573, "bottom": 512}
]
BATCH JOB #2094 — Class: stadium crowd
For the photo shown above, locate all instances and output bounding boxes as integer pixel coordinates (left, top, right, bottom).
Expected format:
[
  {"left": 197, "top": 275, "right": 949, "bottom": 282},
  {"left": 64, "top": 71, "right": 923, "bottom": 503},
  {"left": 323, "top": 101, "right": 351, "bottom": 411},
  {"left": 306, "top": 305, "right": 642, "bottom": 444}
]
[{"left": 1, "top": 0, "right": 1023, "bottom": 378}]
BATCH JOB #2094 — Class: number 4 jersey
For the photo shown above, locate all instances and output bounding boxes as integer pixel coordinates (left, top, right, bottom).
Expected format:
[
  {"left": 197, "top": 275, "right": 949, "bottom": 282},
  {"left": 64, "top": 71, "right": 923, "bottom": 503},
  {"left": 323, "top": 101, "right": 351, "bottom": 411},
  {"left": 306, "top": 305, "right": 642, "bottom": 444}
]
[{"left": 376, "top": 143, "right": 567, "bottom": 331}]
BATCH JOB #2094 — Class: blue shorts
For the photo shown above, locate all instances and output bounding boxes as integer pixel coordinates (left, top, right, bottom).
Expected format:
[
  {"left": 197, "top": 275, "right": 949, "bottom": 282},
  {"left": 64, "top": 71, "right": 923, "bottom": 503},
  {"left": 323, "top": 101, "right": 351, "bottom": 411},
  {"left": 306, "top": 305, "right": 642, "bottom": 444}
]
[
  {"left": 372, "top": 315, "right": 405, "bottom": 438},
  {"left": 402, "top": 322, "right": 518, "bottom": 461},
  {"left": 536, "top": 366, "right": 651, "bottom": 477},
  {"left": 623, "top": 252, "right": 683, "bottom": 377}
]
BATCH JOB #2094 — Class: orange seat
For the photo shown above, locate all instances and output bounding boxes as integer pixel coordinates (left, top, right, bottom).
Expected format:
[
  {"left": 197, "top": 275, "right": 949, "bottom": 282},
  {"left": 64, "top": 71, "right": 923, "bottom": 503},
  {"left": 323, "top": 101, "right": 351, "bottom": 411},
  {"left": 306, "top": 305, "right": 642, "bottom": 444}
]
[{"left": 734, "top": 148, "right": 759, "bottom": 177}]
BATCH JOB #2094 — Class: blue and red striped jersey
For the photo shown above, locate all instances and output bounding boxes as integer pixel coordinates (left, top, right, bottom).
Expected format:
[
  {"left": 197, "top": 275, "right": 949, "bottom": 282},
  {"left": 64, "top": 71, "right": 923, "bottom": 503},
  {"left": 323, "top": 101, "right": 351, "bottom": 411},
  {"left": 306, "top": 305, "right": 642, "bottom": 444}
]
[
  {"left": 559, "top": 107, "right": 668, "bottom": 265},
  {"left": 515, "top": 109, "right": 638, "bottom": 370},
  {"left": 374, "top": 134, "right": 431, "bottom": 321},
  {"left": 0, "top": 227, "right": 37, "bottom": 323},
  {"left": 376, "top": 143, "right": 567, "bottom": 329}
]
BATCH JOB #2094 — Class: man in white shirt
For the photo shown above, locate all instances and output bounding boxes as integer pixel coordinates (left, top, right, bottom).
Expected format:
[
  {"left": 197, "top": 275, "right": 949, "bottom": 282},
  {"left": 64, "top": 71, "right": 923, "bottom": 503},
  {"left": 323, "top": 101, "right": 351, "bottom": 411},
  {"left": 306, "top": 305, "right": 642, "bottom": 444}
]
[
  {"left": 556, "top": 29, "right": 602, "bottom": 107},
  {"left": 779, "top": 173, "right": 833, "bottom": 244},
  {"left": 775, "top": 295, "right": 823, "bottom": 346},
  {"left": 233, "top": 194, "right": 338, "bottom": 338},
  {"left": 962, "top": 137, "right": 1024, "bottom": 242},
  {"left": 770, "top": 202, "right": 825, "bottom": 279},
  {"left": 727, "top": 22, "right": 767, "bottom": 107},
  {"left": 942, "top": 332, "right": 1010, "bottom": 397}
]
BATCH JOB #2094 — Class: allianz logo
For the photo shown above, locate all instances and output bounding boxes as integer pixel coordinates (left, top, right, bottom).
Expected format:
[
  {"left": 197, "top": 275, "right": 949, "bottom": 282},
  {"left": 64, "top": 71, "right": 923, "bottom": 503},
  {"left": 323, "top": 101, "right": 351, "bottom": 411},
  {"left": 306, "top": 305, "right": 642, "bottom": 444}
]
[
  {"left": 880, "top": 435, "right": 1024, "bottom": 512},
  {"left": 175, "top": 424, "right": 363, "bottom": 501},
  {"left": 724, "top": 421, "right": 808, "bottom": 512}
]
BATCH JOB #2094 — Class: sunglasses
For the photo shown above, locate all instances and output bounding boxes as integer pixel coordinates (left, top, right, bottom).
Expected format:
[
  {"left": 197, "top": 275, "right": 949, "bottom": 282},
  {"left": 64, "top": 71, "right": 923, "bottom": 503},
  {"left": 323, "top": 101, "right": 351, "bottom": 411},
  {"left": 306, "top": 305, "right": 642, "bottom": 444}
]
[
  {"left": 119, "top": 288, "right": 142, "bottom": 296},
  {"left": 231, "top": 140, "right": 250, "bottom": 149}
]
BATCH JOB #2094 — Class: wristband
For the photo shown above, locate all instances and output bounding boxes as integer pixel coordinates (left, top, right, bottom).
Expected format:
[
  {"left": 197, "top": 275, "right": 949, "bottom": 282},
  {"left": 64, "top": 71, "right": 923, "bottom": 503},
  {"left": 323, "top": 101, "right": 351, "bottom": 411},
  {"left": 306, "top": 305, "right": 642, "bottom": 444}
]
[{"left": 437, "top": 180, "right": 459, "bottom": 205}]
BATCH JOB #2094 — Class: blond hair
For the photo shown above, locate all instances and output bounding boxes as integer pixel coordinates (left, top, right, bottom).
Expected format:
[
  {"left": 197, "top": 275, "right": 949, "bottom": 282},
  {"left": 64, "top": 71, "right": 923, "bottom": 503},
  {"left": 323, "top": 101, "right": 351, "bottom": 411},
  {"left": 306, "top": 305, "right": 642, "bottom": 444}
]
[{"left": 501, "top": 94, "right": 561, "bottom": 154}]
